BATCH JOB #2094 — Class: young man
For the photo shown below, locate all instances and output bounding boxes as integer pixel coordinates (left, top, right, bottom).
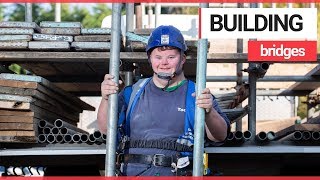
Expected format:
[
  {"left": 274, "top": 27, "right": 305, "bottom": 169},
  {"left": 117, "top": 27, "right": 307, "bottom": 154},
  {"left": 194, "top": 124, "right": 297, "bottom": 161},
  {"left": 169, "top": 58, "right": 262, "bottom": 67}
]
[{"left": 97, "top": 25, "right": 230, "bottom": 176}]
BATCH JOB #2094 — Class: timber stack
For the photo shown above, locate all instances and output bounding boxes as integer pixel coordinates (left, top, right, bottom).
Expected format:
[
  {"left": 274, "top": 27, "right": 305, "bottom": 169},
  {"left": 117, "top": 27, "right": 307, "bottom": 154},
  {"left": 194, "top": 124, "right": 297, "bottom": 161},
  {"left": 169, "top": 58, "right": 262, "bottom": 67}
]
[
  {"left": 0, "top": 73, "right": 95, "bottom": 143},
  {"left": 0, "top": 21, "right": 123, "bottom": 51},
  {"left": 126, "top": 28, "right": 210, "bottom": 54}
]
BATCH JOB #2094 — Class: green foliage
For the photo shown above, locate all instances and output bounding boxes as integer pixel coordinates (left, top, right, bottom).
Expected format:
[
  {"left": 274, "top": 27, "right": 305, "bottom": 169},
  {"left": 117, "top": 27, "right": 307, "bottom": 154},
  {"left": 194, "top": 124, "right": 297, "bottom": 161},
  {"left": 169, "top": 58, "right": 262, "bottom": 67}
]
[
  {"left": 82, "top": 4, "right": 112, "bottom": 28},
  {"left": 297, "top": 96, "right": 307, "bottom": 119},
  {"left": 6, "top": 3, "right": 112, "bottom": 28},
  {"left": 8, "top": 64, "right": 28, "bottom": 75},
  {"left": 0, "top": 4, "right": 4, "bottom": 21},
  {"left": 8, "top": 4, "right": 25, "bottom": 22}
]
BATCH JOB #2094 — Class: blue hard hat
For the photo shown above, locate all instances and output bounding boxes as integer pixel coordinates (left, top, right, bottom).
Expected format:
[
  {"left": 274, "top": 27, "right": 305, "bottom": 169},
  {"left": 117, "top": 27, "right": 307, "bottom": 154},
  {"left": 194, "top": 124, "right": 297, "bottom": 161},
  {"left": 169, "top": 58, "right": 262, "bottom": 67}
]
[{"left": 146, "top": 25, "right": 187, "bottom": 54}]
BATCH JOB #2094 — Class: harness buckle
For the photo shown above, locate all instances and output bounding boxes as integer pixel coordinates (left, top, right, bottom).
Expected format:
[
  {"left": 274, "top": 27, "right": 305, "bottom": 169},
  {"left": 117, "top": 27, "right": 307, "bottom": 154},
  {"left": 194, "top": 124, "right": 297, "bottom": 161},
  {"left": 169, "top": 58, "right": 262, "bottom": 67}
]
[
  {"left": 116, "top": 153, "right": 124, "bottom": 166},
  {"left": 153, "top": 154, "right": 167, "bottom": 167}
]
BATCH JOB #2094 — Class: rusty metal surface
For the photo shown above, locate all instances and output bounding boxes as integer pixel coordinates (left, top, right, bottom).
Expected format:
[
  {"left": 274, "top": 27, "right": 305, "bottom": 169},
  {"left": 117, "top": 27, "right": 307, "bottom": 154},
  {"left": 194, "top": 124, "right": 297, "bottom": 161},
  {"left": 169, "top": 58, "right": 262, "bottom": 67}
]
[
  {"left": 28, "top": 41, "right": 70, "bottom": 50},
  {"left": 40, "top": 21, "right": 82, "bottom": 28},
  {"left": 40, "top": 28, "right": 80, "bottom": 35},
  {"left": 81, "top": 28, "right": 111, "bottom": 35},
  {"left": 33, "top": 33, "right": 73, "bottom": 42},
  {"left": 0, "top": 28, "right": 34, "bottom": 35}
]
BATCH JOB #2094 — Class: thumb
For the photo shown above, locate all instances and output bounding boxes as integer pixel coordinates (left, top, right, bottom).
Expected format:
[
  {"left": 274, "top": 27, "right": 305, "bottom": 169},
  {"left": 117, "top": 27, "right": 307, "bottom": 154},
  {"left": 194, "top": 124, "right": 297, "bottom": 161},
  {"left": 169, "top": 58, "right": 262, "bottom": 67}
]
[{"left": 191, "top": 92, "right": 196, "bottom": 97}]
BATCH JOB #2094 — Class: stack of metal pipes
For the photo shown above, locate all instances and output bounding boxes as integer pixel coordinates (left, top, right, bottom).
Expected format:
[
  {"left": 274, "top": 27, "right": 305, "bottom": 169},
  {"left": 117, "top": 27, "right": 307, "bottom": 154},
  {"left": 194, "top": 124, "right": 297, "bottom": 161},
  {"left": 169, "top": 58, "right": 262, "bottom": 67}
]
[{"left": 37, "top": 119, "right": 106, "bottom": 144}]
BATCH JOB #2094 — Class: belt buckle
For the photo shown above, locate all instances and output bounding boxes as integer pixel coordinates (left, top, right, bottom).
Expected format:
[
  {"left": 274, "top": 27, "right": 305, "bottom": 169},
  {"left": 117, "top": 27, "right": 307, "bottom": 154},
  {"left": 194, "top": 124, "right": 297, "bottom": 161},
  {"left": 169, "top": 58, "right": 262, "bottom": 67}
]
[{"left": 153, "top": 154, "right": 166, "bottom": 167}]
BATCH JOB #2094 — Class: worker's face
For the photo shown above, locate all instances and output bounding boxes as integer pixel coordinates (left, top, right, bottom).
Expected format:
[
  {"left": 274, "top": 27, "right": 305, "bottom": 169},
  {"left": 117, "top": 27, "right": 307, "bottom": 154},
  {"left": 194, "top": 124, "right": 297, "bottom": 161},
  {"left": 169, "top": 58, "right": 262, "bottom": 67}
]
[{"left": 149, "top": 47, "right": 185, "bottom": 75}]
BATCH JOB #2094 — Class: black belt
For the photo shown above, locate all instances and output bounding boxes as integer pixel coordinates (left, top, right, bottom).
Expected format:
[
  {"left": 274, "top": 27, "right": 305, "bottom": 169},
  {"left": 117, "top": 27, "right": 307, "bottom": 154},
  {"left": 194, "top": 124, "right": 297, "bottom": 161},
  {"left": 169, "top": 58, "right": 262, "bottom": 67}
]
[{"left": 123, "top": 154, "right": 177, "bottom": 167}]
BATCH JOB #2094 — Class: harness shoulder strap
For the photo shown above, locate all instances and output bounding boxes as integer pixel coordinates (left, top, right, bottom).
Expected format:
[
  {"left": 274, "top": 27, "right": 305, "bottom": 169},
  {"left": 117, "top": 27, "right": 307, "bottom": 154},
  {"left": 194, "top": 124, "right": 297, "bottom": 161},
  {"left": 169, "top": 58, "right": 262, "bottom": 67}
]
[
  {"left": 125, "top": 78, "right": 150, "bottom": 118},
  {"left": 124, "top": 78, "right": 151, "bottom": 136}
]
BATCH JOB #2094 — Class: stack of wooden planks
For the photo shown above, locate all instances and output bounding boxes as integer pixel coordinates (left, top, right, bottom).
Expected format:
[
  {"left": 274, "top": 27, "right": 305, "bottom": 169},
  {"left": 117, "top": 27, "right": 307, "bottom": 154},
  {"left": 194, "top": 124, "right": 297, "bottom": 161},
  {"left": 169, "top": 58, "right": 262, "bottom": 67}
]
[
  {"left": 30, "top": 21, "right": 81, "bottom": 51},
  {"left": 71, "top": 27, "right": 118, "bottom": 51},
  {"left": 0, "top": 22, "right": 40, "bottom": 50},
  {"left": 0, "top": 21, "right": 124, "bottom": 51},
  {"left": 126, "top": 28, "right": 210, "bottom": 54},
  {"left": 0, "top": 73, "right": 95, "bottom": 143}
]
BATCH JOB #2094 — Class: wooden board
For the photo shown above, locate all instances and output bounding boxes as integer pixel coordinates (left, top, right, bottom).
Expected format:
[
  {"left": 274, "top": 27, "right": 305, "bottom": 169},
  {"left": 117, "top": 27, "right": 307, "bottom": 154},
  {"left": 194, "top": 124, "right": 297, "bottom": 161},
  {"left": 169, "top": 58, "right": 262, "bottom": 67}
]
[
  {"left": 0, "top": 131, "right": 36, "bottom": 136},
  {"left": 0, "top": 110, "right": 34, "bottom": 116},
  {"left": 40, "top": 21, "right": 82, "bottom": 28},
  {"left": 71, "top": 42, "right": 111, "bottom": 51},
  {"left": 0, "top": 115, "right": 37, "bottom": 123},
  {"left": 0, "top": 85, "right": 84, "bottom": 113},
  {"left": 128, "top": 41, "right": 146, "bottom": 52},
  {"left": 31, "top": 104, "right": 78, "bottom": 124},
  {"left": 0, "top": 94, "right": 33, "bottom": 103},
  {"left": 41, "top": 28, "right": 80, "bottom": 35},
  {"left": 0, "top": 35, "right": 32, "bottom": 41},
  {"left": 0, "top": 73, "right": 95, "bottom": 111},
  {"left": 81, "top": 28, "right": 111, "bottom": 35},
  {"left": 133, "top": 28, "right": 153, "bottom": 35},
  {"left": 36, "top": 84, "right": 84, "bottom": 113},
  {"left": 295, "top": 124, "right": 320, "bottom": 131},
  {"left": 28, "top": 41, "right": 70, "bottom": 51},
  {"left": 0, "top": 21, "right": 40, "bottom": 32},
  {"left": 33, "top": 33, "right": 73, "bottom": 42},
  {"left": 0, "top": 79, "right": 38, "bottom": 89},
  {"left": 0, "top": 101, "right": 30, "bottom": 110},
  {"left": 0, "top": 41, "right": 28, "bottom": 50},
  {"left": 0, "top": 28, "right": 34, "bottom": 35},
  {"left": 0, "top": 122, "right": 36, "bottom": 130},
  {"left": 74, "top": 35, "right": 111, "bottom": 42},
  {"left": 0, "top": 136, "right": 37, "bottom": 143}
]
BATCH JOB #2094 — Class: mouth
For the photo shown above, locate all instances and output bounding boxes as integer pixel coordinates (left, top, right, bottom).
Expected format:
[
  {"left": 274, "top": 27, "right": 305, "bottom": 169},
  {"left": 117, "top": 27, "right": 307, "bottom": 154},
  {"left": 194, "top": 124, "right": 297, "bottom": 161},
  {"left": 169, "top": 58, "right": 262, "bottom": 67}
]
[{"left": 159, "top": 68, "right": 171, "bottom": 71}]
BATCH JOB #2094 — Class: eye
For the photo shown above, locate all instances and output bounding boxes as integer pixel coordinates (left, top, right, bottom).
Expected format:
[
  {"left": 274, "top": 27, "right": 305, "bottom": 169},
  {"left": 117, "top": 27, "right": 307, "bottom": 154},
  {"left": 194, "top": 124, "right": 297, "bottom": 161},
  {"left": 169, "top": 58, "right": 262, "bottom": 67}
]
[
  {"left": 168, "top": 56, "right": 175, "bottom": 59},
  {"left": 155, "top": 56, "right": 162, "bottom": 60}
]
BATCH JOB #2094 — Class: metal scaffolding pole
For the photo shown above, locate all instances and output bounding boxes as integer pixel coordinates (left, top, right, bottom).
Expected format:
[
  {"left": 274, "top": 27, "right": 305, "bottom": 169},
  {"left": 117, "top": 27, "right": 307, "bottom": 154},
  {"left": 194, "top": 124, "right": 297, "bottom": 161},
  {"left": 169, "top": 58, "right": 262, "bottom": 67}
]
[
  {"left": 193, "top": 3, "right": 208, "bottom": 177},
  {"left": 25, "top": 3, "right": 32, "bottom": 22},
  {"left": 55, "top": 3, "right": 61, "bottom": 22},
  {"left": 207, "top": 76, "right": 320, "bottom": 82},
  {"left": 126, "top": 4, "right": 134, "bottom": 35},
  {"left": 124, "top": 4, "right": 134, "bottom": 86},
  {"left": 155, "top": 4, "right": 161, "bottom": 27},
  {"left": 248, "top": 3, "right": 258, "bottom": 138},
  {"left": 105, "top": 3, "right": 122, "bottom": 176},
  {"left": 125, "top": 3, "right": 134, "bottom": 51},
  {"left": 236, "top": 3, "right": 244, "bottom": 132},
  {"left": 124, "top": 71, "right": 133, "bottom": 86}
]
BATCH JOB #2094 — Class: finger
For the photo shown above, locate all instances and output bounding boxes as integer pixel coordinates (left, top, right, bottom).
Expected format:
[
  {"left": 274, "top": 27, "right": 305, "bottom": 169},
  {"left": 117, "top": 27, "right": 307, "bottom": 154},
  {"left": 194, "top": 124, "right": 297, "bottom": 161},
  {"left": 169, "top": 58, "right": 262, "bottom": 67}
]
[
  {"left": 197, "top": 98, "right": 212, "bottom": 104},
  {"left": 102, "top": 80, "right": 118, "bottom": 86},
  {"left": 104, "top": 74, "right": 114, "bottom": 80},
  {"left": 202, "top": 88, "right": 211, "bottom": 94},
  {"left": 102, "top": 89, "right": 118, "bottom": 95},
  {"left": 191, "top": 92, "right": 196, "bottom": 97},
  {"left": 197, "top": 94, "right": 212, "bottom": 100},
  {"left": 101, "top": 85, "right": 119, "bottom": 91}
]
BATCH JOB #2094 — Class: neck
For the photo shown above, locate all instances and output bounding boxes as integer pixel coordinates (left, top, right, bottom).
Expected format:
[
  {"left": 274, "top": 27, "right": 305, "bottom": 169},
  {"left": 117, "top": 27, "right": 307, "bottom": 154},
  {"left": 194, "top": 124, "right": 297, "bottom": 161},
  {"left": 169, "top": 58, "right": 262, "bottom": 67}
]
[{"left": 153, "top": 72, "right": 186, "bottom": 89}]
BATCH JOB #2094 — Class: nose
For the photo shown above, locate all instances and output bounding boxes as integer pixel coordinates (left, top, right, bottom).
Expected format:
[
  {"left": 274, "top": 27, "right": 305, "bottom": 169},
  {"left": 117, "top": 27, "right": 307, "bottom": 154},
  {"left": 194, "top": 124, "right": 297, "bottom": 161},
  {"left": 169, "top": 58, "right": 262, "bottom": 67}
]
[{"left": 160, "top": 58, "right": 169, "bottom": 64}]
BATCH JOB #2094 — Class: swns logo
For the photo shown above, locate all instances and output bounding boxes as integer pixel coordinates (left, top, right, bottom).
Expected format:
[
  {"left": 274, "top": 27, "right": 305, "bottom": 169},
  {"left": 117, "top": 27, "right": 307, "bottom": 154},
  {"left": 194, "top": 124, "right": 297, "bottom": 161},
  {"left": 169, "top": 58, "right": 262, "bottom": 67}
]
[{"left": 199, "top": 8, "right": 317, "bottom": 62}]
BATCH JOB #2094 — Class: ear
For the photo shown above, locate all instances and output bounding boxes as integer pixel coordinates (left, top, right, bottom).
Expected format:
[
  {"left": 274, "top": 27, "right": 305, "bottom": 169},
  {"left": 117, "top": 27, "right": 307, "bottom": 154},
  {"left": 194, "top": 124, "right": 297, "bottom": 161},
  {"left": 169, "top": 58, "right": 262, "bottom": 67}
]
[{"left": 181, "top": 54, "right": 186, "bottom": 65}]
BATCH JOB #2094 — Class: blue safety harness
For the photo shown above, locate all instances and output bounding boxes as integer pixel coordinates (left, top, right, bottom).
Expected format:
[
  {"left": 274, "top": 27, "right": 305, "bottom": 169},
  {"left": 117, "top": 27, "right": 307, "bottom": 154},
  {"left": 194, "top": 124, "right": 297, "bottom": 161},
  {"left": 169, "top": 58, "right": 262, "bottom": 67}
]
[{"left": 117, "top": 78, "right": 196, "bottom": 156}]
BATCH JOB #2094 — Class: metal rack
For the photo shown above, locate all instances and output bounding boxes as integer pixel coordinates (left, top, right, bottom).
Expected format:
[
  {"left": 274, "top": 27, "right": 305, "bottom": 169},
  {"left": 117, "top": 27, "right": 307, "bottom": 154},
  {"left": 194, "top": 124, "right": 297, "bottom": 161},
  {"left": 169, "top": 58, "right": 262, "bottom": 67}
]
[{"left": 0, "top": 2, "right": 320, "bottom": 176}]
